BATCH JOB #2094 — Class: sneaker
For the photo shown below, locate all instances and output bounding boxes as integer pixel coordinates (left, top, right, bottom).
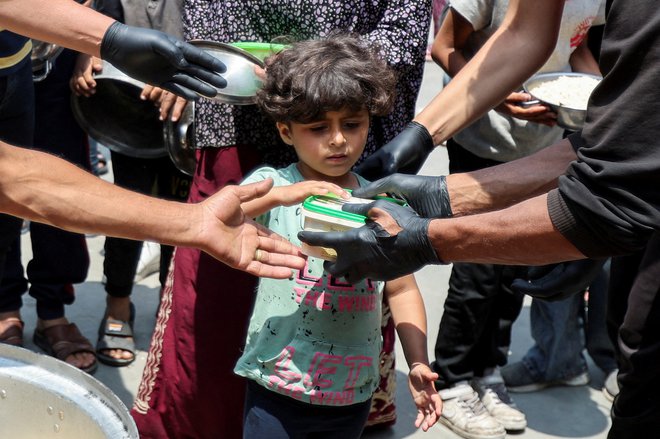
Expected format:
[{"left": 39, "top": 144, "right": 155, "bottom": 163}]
[
  {"left": 472, "top": 376, "right": 527, "bottom": 431},
  {"left": 602, "top": 369, "right": 619, "bottom": 402},
  {"left": 438, "top": 383, "right": 506, "bottom": 439},
  {"left": 501, "top": 361, "right": 590, "bottom": 393},
  {"left": 135, "top": 241, "right": 160, "bottom": 282}
]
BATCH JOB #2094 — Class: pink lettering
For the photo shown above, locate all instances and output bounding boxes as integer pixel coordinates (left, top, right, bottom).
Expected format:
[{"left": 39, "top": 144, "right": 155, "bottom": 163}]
[
  {"left": 304, "top": 352, "right": 342, "bottom": 388},
  {"left": 272, "top": 346, "right": 301, "bottom": 384},
  {"left": 309, "top": 389, "right": 355, "bottom": 406},
  {"left": 337, "top": 294, "right": 376, "bottom": 312},
  {"left": 268, "top": 375, "right": 305, "bottom": 400},
  {"left": 343, "top": 356, "right": 373, "bottom": 389}
]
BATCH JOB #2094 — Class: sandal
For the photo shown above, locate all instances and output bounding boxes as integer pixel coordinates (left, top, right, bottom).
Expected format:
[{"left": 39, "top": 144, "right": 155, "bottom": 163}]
[
  {"left": 96, "top": 303, "right": 136, "bottom": 367},
  {"left": 0, "top": 319, "right": 24, "bottom": 347},
  {"left": 33, "top": 323, "right": 98, "bottom": 374}
]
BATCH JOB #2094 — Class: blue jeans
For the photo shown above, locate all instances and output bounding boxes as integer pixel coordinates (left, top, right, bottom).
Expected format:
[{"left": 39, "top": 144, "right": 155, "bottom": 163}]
[
  {"left": 521, "top": 260, "right": 616, "bottom": 381},
  {"left": 243, "top": 380, "right": 372, "bottom": 439}
]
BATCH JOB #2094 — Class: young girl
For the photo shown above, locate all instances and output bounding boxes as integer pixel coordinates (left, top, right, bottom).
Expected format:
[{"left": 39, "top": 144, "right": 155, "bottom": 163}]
[{"left": 235, "top": 34, "right": 442, "bottom": 438}]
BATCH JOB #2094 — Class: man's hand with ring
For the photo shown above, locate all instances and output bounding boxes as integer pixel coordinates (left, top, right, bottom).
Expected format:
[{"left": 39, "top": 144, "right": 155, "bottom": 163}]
[
  {"left": 298, "top": 200, "right": 442, "bottom": 282},
  {"left": 352, "top": 174, "right": 452, "bottom": 219}
]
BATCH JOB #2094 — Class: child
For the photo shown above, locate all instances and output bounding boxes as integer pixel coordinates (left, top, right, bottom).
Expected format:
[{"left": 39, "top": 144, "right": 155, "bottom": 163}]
[{"left": 235, "top": 34, "right": 442, "bottom": 438}]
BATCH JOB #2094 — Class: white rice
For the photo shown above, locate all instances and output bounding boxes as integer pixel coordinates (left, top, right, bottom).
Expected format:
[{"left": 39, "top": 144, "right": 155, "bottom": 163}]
[{"left": 528, "top": 75, "right": 600, "bottom": 110}]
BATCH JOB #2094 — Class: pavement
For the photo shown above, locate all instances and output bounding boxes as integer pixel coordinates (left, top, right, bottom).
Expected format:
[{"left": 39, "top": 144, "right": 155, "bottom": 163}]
[{"left": 13, "top": 59, "right": 613, "bottom": 438}]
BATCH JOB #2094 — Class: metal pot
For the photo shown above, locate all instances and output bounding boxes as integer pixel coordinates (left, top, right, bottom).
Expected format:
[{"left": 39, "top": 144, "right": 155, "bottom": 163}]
[
  {"left": 164, "top": 101, "right": 196, "bottom": 176},
  {"left": 31, "top": 40, "right": 64, "bottom": 82},
  {"left": 523, "top": 72, "right": 602, "bottom": 132},
  {"left": 162, "top": 41, "right": 266, "bottom": 175},
  {"left": 71, "top": 60, "right": 167, "bottom": 159},
  {"left": 0, "top": 344, "right": 138, "bottom": 438}
]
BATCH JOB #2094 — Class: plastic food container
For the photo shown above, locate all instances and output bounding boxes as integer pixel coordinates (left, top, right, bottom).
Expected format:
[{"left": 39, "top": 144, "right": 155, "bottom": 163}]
[{"left": 301, "top": 194, "right": 403, "bottom": 261}]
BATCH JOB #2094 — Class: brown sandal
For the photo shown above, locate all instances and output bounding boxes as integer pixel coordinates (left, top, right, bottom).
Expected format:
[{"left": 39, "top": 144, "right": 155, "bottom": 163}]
[
  {"left": 33, "top": 323, "right": 98, "bottom": 374},
  {"left": 0, "top": 319, "right": 24, "bottom": 347}
]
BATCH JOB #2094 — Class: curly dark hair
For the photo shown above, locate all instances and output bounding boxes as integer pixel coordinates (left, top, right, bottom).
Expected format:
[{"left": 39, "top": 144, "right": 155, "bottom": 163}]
[{"left": 255, "top": 33, "right": 397, "bottom": 124}]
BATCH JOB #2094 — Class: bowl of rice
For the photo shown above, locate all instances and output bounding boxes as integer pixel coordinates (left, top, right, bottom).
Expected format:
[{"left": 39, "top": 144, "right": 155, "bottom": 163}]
[{"left": 523, "top": 72, "right": 602, "bottom": 131}]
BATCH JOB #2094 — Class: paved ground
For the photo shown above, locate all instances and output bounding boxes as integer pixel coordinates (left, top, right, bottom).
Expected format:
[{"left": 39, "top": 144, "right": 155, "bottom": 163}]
[{"left": 14, "top": 59, "right": 614, "bottom": 438}]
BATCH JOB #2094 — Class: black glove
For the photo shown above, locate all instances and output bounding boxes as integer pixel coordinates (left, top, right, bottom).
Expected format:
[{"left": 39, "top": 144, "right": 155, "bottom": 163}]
[
  {"left": 352, "top": 174, "right": 452, "bottom": 219},
  {"left": 101, "top": 21, "right": 227, "bottom": 100},
  {"left": 298, "top": 199, "right": 441, "bottom": 282},
  {"left": 511, "top": 258, "right": 607, "bottom": 301},
  {"left": 355, "top": 121, "right": 434, "bottom": 180}
]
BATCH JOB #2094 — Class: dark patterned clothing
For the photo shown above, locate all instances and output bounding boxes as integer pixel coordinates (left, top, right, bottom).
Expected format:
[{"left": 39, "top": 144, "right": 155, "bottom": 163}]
[{"left": 184, "top": 0, "right": 431, "bottom": 167}]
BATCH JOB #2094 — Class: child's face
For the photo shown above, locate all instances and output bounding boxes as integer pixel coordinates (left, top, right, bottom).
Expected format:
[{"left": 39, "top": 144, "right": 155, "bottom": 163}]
[{"left": 276, "top": 107, "right": 369, "bottom": 184}]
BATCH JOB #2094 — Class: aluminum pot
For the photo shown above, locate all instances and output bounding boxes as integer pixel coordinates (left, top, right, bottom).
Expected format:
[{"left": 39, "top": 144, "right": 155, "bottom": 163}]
[
  {"left": 523, "top": 72, "right": 602, "bottom": 132},
  {"left": 164, "top": 101, "right": 196, "bottom": 176},
  {"left": 31, "top": 40, "right": 64, "bottom": 82},
  {"left": 163, "top": 41, "right": 267, "bottom": 175},
  {"left": 0, "top": 344, "right": 138, "bottom": 438},
  {"left": 71, "top": 60, "right": 167, "bottom": 159}
]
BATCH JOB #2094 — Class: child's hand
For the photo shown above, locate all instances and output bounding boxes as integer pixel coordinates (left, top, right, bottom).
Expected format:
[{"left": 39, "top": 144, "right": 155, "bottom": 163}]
[
  {"left": 408, "top": 363, "right": 442, "bottom": 432},
  {"left": 277, "top": 181, "right": 349, "bottom": 206}
]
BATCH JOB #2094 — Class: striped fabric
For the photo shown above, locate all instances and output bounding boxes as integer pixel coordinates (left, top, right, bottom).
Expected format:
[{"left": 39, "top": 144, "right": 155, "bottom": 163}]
[{"left": 0, "top": 28, "right": 32, "bottom": 75}]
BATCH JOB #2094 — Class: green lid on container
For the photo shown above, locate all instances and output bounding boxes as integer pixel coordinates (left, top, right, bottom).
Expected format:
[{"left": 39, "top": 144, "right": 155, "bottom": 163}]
[
  {"left": 302, "top": 193, "right": 406, "bottom": 224},
  {"left": 229, "top": 42, "right": 288, "bottom": 62}
]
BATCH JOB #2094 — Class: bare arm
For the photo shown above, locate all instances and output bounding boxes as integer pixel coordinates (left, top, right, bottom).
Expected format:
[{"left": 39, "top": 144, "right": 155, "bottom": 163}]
[
  {"left": 241, "top": 181, "right": 349, "bottom": 218},
  {"left": 446, "top": 138, "right": 576, "bottom": 216},
  {"left": 0, "top": 0, "right": 113, "bottom": 57},
  {"left": 569, "top": 34, "right": 601, "bottom": 75},
  {"left": 431, "top": 193, "right": 584, "bottom": 265},
  {"left": 0, "top": 143, "right": 306, "bottom": 278},
  {"left": 417, "top": 0, "right": 565, "bottom": 145}
]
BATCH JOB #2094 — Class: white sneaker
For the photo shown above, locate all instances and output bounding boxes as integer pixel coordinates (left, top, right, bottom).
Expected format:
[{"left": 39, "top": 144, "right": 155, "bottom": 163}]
[
  {"left": 473, "top": 378, "right": 527, "bottom": 431},
  {"left": 603, "top": 369, "right": 619, "bottom": 402},
  {"left": 135, "top": 241, "right": 160, "bottom": 282},
  {"left": 438, "top": 383, "right": 506, "bottom": 439}
]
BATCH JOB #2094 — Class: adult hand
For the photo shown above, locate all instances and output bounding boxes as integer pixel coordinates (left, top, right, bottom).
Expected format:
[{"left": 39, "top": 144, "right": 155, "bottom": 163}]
[
  {"left": 511, "top": 258, "right": 607, "bottom": 301},
  {"left": 298, "top": 200, "right": 441, "bottom": 282},
  {"left": 353, "top": 174, "right": 452, "bottom": 219},
  {"left": 198, "top": 179, "right": 306, "bottom": 279},
  {"left": 355, "top": 121, "right": 434, "bottom": 180},
  {"left": 100, "top": 22, "right": 227, "bottom": 100}
]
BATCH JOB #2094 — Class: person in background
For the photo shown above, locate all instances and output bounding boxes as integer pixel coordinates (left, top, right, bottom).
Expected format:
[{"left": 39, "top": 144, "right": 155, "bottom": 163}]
[
  {"left": 71, "top": 0, "right": 191, "bottom": 368},
  {"left": 426, "top": 1, "right": 604, "bottom": 438},
  {"left": 131, "top": 2, "right": 432, "bottom": 437}
]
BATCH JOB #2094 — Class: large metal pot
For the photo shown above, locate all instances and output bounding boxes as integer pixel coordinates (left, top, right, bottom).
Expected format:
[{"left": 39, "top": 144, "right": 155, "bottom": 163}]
[
  {"left": 164, "top": 101, "right": 196, "bottom": 176},
  {"left": 0, "top": 344, "right": 138, "bottom": 438},
  {"left": 71, "top": 60, "right": 167, "bottom": 159}
]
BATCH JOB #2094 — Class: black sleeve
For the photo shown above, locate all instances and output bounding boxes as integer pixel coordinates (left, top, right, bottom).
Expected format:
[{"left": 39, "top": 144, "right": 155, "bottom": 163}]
[
  {"left": 547, "top": 0, "right": 660, "bottom": 257},
  {"left": 94, "top": 0, "right": 124, "bottom": 22}
]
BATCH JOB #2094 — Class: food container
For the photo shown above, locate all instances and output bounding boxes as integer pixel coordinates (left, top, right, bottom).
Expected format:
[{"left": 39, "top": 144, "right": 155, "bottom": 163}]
[
  {"left": 523, "top": 72, "right": 602, "bottom": 131},
  {"left": 301, "top": 194, "right": 404, "bottom": 261}
]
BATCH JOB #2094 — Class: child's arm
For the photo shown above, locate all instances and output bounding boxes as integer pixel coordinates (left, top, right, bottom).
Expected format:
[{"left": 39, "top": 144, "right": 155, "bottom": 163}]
[
  {"left": 385, "top": 275, "right": 442, "bottom": 432},
  {"left": 242, "top": 180, "right": 349, "bottom": 218}
]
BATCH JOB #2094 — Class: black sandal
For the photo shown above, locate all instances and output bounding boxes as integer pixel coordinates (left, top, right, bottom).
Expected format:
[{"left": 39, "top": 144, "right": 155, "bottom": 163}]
[{"left": 96, "top": 303, "right": 136, "bottom": 367}]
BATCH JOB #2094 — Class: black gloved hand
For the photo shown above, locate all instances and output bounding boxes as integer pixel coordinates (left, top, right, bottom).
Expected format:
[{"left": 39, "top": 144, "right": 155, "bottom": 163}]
[
  {"left": 355, "top": 121, "right": 434, "bottom": 180},
  {"left": 298, "top": 200, "right": 441, "bottom": 283},
  {"left": 511, "top": 258, "right": 607, "bottom": 301},
  {"left": 101, "top": 22, "right": 227, "bottom": 100},
  {"left": 352, "top": 174, "right": 452, "bottom": 219}
]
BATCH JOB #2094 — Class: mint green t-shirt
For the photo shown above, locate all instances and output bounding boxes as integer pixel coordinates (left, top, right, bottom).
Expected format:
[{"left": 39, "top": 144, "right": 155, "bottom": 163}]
[{"left": 234, "top": 164, "right": 384, "bottom": 406}]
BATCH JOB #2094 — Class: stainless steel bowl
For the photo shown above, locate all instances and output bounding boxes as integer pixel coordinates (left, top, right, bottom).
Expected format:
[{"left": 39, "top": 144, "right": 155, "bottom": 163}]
[
  {"left": 164, "top": 101, "right": 196, "bottom": 176},
  {"left": 190, "top": 40, "right": 265, "bottom": 105},
  {"left": 0, "top": 344, "right": 138, "bottom": 438},
  {"left": 523, "top": 72, "right": 602, "bottom": 131}
]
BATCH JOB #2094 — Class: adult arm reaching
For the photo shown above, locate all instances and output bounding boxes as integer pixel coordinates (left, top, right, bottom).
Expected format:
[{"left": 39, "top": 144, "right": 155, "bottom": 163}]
[
  {"left": 0, "top": 0, "right": 226, "bottom": 100},
  {"left": 0, "top": 143, "right": 305, "bottom": 279}
]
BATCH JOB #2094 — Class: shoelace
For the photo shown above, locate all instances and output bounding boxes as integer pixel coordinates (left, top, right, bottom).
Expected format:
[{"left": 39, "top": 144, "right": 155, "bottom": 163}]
[
  {"left": 484, "top": 388, "right": 504, "bottom": 407},
  {"left": 456, "top": 390, "right": 489, "bottom": 418}
]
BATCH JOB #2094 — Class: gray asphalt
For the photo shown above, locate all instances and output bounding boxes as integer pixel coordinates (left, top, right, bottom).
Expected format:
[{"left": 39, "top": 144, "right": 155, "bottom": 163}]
[{"left": 14, "top": 59, "right": 613, "bottom": 438}]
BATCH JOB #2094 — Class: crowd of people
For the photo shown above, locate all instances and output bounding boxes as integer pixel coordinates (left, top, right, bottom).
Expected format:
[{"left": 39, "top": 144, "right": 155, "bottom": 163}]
[{"left": 1, "top": 0, "right": 659, "bottom": 438}]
